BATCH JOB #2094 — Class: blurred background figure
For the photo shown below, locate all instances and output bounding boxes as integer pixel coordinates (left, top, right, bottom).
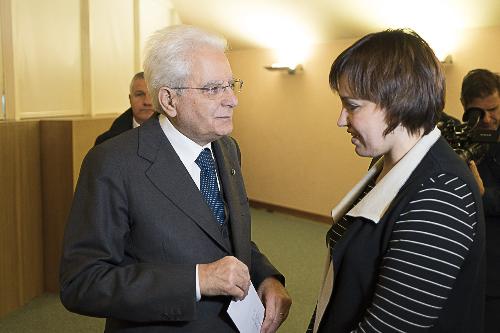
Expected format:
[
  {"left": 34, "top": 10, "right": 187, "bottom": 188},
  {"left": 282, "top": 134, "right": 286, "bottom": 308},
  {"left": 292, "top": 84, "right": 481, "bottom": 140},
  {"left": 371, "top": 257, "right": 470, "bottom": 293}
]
[
  {"left": 94, "top": 71, "right": 154, "bottom": 145},
  {"left": 460, "top": 68, "right": 500, "bottom": 333}
]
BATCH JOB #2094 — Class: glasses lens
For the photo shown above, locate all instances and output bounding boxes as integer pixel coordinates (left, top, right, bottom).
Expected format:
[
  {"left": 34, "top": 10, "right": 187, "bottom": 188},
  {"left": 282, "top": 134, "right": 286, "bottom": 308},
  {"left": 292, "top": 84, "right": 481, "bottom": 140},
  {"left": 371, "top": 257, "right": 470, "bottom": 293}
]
[
  {"left": 232, "top": 79, "right": 243, "bottom": 93},
  {"left": 206, "top": 86, "right": 222, "bottom": 96},
  {"left": 199, "top": 80, "right": 243, "bottom": 98}
]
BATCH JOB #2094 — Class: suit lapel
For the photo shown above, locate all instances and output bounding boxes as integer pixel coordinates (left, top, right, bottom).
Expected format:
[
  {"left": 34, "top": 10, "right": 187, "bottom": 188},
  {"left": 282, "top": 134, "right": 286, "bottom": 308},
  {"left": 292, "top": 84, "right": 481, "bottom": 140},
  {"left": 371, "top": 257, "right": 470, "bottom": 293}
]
[
  {"left": 138, "top": 117, "right": 230, "bottom": 252},
  {"left": 212, "top": 138, "right": 251, "bottom": 266}
]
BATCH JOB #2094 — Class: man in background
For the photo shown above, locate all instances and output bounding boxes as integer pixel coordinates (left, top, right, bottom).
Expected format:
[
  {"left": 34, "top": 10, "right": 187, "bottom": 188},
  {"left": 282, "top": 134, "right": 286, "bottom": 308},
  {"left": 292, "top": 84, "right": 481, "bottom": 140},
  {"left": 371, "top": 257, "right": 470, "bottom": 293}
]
[
  {"left": 461, "top": 68, "right": 500, "bottom": 333},
  {"left": 94, "top": 71, "right": 154, "bottom": 145},
  {"left": 60, "top": 25, "right": 291, "bottom": 332}
]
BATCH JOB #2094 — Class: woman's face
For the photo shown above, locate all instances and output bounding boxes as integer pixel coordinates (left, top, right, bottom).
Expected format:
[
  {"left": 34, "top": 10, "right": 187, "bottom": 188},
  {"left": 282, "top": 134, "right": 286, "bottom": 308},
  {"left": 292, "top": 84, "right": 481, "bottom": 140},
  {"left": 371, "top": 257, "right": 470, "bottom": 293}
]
[
  {"left": 336, "top": 85, "right": 423, "bottom": 163},
  {"left": 336, "top": 90, "right": 391, "bottom": 158}
]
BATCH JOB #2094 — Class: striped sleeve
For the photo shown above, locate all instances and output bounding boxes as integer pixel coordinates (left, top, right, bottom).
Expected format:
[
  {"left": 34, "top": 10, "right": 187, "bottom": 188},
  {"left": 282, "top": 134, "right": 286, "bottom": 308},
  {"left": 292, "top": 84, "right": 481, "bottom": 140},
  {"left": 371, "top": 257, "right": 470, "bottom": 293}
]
[{"left": 353, "top": 173, "right": 479, "bottom": 333}]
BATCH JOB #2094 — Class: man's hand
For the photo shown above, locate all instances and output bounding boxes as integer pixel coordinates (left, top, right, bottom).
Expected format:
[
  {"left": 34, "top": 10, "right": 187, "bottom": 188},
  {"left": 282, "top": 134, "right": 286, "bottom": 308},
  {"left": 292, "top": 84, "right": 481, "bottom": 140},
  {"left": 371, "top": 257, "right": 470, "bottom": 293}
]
[
  {"left": 198, "top": 256, "right": 250, "bottom": 301},
  {"left": 469, "top": 160, "right": 485, "bottom": 196},
  {"left": 257, "top": 277, "right": 292, "bottom": 333}
]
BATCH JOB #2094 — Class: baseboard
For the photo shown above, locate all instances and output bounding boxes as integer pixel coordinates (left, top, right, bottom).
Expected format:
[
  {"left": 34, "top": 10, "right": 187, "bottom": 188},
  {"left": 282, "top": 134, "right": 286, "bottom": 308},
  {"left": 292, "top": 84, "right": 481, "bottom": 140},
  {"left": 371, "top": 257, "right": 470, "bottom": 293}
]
[{"left": 249, "top": 199, "right": 332, "bottom": 224}]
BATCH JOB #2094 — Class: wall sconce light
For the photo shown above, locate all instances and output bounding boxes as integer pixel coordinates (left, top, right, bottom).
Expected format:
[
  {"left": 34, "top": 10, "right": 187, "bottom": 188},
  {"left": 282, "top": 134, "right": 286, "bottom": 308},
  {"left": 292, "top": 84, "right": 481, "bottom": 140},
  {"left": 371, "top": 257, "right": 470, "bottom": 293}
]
[
  {"left": 264, "top": 63, "right": 303, "bottom": 74},
  {"left": 440, "top": 55, "right": 453, "bottom": 65}
]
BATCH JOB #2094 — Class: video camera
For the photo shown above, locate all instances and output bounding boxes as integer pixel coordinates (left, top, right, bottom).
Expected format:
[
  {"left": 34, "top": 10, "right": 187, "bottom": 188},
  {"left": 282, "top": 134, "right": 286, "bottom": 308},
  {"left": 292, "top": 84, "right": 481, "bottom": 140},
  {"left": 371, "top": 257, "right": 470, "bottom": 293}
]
[{"left": 438, "top": 107, "right": 498, "bottom": 162}]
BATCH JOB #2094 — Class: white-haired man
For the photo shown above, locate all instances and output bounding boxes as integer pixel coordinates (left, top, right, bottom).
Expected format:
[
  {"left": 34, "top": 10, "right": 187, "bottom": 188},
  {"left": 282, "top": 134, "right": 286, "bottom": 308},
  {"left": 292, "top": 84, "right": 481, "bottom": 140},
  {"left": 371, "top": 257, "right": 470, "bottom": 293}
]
[{"left": 60, "top": 25, "right": 291, "bottom": 332}]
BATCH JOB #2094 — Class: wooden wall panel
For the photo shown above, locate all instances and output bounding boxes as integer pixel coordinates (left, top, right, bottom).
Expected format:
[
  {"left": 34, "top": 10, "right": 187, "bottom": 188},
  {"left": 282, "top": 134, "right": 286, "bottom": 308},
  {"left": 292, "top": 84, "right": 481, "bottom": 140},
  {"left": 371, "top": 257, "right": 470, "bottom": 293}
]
[
  {"left": 0, "top": 121, "right": 43, "bottom": 318},
  {"left": 72, "top": 118, "right": 113, "bottom": 186},
  {"left": 40, "top": 117, "right": 113, "bottom": 292},
  {"left": 40, "top": 121, "right": 74, "bottom": 293},
  {"left": 15, "top": 122, "right": 44, "bottom": 302},
  {"left": 0, "top": 123, "right": 21, "bottom": 317},
  {"left": 0, "top": 117, "right": 136, "bottom": 316}
]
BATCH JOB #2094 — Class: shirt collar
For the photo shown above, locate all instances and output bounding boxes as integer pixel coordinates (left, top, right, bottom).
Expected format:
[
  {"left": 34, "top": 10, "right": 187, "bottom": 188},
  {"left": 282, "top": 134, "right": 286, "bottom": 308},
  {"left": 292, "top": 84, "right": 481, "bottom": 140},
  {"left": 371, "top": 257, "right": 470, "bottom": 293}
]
[
  {"left": 132, "top": 116, "right": 140, "bottom": 128},
  {"left": 331, "top": 127, "right": 441, "bottom": 224},
  {"left": 158, "top": 114, "right": 211, "bottom": 166}
]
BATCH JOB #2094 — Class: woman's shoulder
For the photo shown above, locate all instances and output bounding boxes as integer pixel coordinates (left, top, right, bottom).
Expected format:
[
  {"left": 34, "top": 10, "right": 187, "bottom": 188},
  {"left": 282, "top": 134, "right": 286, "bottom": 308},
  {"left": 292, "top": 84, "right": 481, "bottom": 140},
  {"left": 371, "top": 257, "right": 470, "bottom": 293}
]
[{"left": 405, "top": 172, "right": 480, "bottom": 233}]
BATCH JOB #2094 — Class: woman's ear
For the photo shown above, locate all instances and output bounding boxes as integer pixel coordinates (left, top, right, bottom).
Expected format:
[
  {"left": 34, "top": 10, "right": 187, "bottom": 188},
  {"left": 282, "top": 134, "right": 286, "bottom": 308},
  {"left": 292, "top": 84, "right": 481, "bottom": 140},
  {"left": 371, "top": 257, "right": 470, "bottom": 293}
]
[{"left": 158, "top": 87, "right": 177, "bottom": 117}]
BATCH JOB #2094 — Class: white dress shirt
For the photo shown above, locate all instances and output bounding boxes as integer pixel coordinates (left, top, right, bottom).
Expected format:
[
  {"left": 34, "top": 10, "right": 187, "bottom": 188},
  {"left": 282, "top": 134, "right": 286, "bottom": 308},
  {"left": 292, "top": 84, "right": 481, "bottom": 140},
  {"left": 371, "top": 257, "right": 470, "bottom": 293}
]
[
  {"left": 132, "top": 117, "right": 140, "bottom": 129},
  {"left": 158, "top": 114, "right": 220, "bottom": 301}
]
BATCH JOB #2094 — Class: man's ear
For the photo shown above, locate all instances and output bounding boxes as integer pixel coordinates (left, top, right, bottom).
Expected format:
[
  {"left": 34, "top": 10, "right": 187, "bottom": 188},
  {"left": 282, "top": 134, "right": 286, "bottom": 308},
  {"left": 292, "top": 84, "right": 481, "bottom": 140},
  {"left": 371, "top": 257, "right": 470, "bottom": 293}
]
[{"left": 158, "top": 87, "right": 177, "bottom": 117}]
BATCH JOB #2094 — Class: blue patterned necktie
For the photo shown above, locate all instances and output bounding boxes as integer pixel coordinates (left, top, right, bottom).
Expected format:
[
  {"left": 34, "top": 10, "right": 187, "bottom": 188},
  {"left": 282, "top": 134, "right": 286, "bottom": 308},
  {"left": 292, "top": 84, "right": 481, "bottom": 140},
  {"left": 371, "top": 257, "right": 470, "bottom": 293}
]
[{"left": 195, "top": 148, "right": 226, "bottom": 225}]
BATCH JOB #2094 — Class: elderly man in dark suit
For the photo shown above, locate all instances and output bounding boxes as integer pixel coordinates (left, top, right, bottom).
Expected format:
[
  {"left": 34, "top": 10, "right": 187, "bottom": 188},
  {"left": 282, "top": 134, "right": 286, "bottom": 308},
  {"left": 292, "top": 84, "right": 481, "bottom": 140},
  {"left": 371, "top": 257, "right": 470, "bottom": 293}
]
[
  {"left": 94, "top": 71, "right": 154, "bottom": 145},
  {"left": 60, "top": 25, "right": 291, "bottom": 332}
]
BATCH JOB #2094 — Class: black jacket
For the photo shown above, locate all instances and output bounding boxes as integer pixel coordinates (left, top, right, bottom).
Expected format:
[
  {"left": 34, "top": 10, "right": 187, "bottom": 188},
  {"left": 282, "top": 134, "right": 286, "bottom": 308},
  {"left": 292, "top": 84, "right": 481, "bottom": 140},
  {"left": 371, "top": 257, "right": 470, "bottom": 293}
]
[
  {"left": 478, "top": 142, "right": 500, "bottom": 296},
  {"left": 94, "top": 108, "right": 134, "bottom": 146},
  {"left": 318, "top": 138, "right": 485, "bottom": 333}
]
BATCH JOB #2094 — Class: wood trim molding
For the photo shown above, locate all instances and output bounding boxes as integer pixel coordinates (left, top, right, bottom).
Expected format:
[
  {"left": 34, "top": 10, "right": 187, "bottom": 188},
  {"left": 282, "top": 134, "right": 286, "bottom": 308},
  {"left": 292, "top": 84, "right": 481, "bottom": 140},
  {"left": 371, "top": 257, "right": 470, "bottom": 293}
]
[
  {"left": 133, "top": 0, "right": 141, "bottom": 72},
  {"left": 19, "top": 109, "right": 83, "bottom": 119},
  {"left": 0, "top": 0, "right": 16, "bottom": 120},
  {"left": 80, "top": 0, "right": 91, "bottom": 116},
  {"left": 249, "top": 199, "right": 332, "bottom": 225}
]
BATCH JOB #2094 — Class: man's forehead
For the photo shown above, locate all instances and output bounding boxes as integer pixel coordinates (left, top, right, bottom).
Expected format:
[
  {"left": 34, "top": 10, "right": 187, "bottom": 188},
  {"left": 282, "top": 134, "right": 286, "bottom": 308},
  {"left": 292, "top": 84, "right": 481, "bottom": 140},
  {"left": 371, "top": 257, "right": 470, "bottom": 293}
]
[
  {"left": 187, "top": 48, "right": 233, "bottom": 84},
  {"left": 469, "top": 91, "right": 500, "bottom": 108},
  {"left": 132, "top": 78, "right": 147, "bottom": 90}
]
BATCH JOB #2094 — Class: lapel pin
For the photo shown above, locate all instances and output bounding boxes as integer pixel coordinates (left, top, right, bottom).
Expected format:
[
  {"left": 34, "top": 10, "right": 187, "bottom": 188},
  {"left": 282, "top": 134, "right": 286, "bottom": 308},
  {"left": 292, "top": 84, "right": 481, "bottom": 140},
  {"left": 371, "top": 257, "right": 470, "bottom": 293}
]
[{"left": 231, "top": 169, "right": 236, "bottom": 175}]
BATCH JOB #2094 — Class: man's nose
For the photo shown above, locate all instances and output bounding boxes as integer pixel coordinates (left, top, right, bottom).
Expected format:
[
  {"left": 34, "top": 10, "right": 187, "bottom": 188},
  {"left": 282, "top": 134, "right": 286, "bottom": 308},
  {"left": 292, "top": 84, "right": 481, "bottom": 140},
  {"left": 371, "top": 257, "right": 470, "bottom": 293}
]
[
  {"left": 222, "top": 88, "right": 238, "bottom": 108},
  {"left": 144, "top": 93, "right": 153, "bottom": 106},
  {"left": 481, "top": 112, "right": 492, "bottom": 125}
]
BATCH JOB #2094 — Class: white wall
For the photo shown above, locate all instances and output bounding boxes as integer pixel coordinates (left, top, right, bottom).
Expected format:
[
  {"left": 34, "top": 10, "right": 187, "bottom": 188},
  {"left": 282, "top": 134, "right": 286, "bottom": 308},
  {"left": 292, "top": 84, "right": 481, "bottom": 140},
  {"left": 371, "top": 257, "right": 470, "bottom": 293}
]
[
  {"left": 0, "top": 0, "right": 177, "bottom": 120},
  {"left": 12, "top": 0, "right": 83, "bottom": 119},
  {"left": 229, "top": 26, "right": 500, "bottom": 217},
  {"left": 89, "top": 0, "right": 135, "bottom": 116}
]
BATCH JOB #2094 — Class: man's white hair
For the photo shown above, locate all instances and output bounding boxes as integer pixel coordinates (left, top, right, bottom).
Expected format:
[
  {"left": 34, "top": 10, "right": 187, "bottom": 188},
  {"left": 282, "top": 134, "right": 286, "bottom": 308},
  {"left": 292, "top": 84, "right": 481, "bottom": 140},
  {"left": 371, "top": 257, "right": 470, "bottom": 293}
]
[{"left": 143, "top": 25, "right": 228, "bottom": 113}]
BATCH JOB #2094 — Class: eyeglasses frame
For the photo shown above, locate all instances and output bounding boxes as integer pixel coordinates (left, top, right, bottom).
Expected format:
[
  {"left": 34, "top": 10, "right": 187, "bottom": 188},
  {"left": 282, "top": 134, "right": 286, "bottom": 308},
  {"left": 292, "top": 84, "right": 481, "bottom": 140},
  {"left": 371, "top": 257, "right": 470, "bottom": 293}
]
[{"left": 169, "top": 79, "right": 243, "bottom": 97}]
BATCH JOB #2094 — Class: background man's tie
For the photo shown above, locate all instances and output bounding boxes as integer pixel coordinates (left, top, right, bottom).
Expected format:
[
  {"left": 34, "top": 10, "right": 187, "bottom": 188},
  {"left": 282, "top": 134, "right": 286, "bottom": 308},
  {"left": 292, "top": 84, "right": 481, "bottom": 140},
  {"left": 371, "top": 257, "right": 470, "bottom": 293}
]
[{"left": 195, "top": 148, "right": 226, "bottom": 225}]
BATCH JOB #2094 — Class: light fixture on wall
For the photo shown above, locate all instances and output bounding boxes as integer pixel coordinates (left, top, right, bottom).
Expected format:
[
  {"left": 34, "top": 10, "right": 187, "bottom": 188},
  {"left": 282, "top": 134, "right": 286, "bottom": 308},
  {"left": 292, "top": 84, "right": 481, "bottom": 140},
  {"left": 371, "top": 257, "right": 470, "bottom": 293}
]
[
  {"left": 440, "top": 54, "right": 453, "bottom": 65},
  {"left": 264, "top": 63, "right": 303, "bottom": 74}
]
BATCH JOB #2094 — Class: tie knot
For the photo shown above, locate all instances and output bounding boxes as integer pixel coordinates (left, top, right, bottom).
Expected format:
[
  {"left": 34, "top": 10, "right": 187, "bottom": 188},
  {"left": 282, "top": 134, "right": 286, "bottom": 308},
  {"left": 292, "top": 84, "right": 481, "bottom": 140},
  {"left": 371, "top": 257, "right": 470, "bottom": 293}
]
[{"left": 195, "top": 148, "right": 215, "bottom": 170}]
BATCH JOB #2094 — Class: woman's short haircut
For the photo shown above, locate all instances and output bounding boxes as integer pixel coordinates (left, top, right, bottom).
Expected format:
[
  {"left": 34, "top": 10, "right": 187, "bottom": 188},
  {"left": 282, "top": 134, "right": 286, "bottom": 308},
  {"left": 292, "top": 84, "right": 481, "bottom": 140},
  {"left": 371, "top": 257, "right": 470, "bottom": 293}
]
[
  {"left": 461, "top": 69, "right": 500, "bottom": 107},
  {"left": 329, "top": 29, "right": 445, "bottom": 136},
  {"left": 143, "top": 25, "right": 227, "bottom": 113}
]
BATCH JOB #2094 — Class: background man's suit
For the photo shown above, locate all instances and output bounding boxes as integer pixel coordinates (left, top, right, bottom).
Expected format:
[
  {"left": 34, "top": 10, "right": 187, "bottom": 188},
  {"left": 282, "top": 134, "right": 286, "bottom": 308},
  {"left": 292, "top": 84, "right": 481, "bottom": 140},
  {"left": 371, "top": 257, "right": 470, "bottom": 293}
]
[
  {"left": 60, "top": 115, "right": 282, "bottom": 332},
  {"left": 94, "top": 108, "right": 134, "bottom": 146},
  {"left": 479, "top": 141, "right": 500, "bottom": 333}
]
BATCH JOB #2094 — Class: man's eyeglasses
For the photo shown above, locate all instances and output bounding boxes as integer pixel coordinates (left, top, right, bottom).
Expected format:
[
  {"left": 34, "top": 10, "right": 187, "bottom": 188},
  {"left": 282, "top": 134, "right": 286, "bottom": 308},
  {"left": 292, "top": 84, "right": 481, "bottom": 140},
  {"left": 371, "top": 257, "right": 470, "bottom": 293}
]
[{"left": 170, "top": 79, "right": 243, "bottom": 98}]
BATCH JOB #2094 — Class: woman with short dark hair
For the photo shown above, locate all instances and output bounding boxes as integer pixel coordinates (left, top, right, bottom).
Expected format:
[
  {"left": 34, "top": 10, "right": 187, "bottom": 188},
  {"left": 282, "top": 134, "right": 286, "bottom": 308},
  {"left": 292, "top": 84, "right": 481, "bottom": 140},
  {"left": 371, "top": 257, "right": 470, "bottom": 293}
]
[{"left": 309, "top": 29, "right": 485, "bottom": 333}]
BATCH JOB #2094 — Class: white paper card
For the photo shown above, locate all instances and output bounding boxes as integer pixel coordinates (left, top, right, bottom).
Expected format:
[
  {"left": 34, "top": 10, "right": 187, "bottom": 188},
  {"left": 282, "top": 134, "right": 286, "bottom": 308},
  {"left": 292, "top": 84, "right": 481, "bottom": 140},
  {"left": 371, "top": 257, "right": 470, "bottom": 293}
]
[{"left": 227, "top": 283, "right": 264, "bottom": 333}]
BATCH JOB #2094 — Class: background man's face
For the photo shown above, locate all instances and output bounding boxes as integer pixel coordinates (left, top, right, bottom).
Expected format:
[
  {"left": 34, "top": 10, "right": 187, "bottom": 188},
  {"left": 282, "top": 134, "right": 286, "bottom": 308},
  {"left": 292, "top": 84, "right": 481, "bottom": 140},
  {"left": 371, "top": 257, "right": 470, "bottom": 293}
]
[
  {"left": 130, "top": 78, "right": 154, "bottom": 124},
  {"left": 466, "top": 90, "right": 500, "bottom": 131}
]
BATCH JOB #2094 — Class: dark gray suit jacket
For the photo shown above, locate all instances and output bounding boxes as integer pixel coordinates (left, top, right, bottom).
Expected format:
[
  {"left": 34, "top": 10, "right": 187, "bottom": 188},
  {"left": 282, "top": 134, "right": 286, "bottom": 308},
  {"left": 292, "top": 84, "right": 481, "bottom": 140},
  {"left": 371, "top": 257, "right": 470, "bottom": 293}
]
[{"left": 60, "top": 115, "right": 282, "bottom": 332}]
